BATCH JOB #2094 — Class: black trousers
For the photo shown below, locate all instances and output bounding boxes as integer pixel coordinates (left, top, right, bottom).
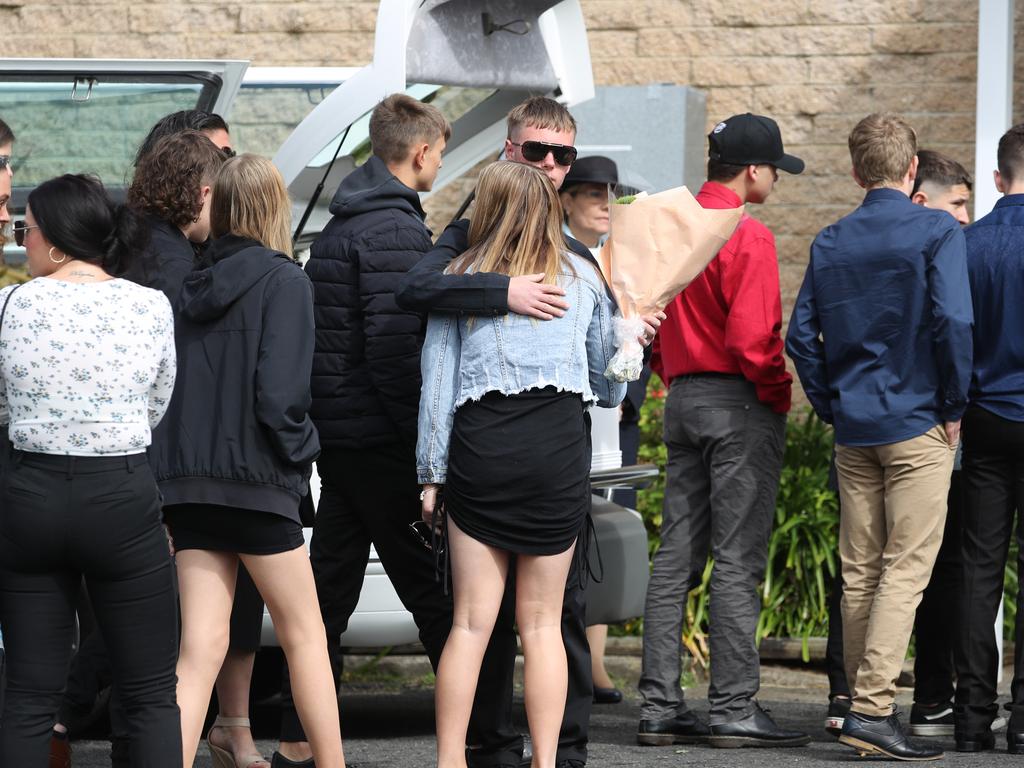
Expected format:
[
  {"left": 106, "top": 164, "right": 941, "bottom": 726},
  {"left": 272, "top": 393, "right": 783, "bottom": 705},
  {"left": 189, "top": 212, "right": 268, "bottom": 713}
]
[
  {"left": 0, "top": 452, "right": 181, "bottom": 768},
  {"left": 955, "top": 406, "right": 1024, "bottom": 733},
  {"left": 279, "top": 445, "right": 457, "bottom": 741},
  {"left": 914, "top": 471, "right": 962, "bottom": 704}
]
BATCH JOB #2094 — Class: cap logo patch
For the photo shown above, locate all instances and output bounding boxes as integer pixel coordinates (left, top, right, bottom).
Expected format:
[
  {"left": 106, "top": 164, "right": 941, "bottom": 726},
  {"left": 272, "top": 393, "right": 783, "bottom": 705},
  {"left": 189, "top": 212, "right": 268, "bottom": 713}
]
[{"left": 712, "top": 122, "right": 727, "bottom": 134}]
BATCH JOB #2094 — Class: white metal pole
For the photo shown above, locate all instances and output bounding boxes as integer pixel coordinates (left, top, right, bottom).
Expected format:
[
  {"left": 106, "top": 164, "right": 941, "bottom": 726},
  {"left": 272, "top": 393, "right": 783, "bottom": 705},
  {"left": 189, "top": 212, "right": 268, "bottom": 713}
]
[
  {"left": 973, "top": 0, "right": 1015, "bottom": 682},
  {"left": 973, "top": 0, "right": 1015, "bottom": 221}
]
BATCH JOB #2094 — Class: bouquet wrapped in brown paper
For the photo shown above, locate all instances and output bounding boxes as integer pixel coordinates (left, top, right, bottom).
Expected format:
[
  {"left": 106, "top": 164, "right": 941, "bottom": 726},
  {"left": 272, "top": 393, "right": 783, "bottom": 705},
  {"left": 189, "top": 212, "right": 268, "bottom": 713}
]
[{"left": 599, "top": 187, "right": 744, "bottom": 381}]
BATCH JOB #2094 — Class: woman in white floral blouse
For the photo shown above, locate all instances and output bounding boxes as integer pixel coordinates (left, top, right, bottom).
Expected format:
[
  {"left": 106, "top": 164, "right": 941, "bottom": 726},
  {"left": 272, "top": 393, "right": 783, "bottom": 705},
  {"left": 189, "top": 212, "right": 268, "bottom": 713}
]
[{"left": 0, "top": 174, "right": 180, "bottom": 767}]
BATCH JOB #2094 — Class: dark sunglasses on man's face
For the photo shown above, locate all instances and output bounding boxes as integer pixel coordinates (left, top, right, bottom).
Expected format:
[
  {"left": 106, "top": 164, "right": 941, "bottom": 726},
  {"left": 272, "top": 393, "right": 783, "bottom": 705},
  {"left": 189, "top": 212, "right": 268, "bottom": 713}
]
[
  {"left": 12, "top": 220, "right": 39, "bottom": 248},
  {"left": 511, "top": 140, "right": 577, "bottom": 167},
  {"left": 0, "top": 155, "right": 10, "bottom": 170}
]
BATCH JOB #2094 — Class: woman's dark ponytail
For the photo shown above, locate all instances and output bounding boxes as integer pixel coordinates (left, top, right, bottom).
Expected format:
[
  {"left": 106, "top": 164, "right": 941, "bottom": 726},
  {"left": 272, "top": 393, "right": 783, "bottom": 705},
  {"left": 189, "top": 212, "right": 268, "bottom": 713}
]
[
  {"left": 103, "top": 202, "right": 149, "bottom": 276},
  {"left": 28, "top": 174, "right": 150, "bottom": 276}
]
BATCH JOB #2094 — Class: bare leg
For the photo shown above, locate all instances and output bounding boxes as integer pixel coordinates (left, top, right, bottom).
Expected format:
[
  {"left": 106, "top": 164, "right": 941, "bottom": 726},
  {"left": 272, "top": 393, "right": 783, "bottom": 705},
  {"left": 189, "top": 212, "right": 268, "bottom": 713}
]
[
  {"left": 436, "top": 518, "right": 510, "bottom": 768},
  {"left": 240, "top": 548, "right": 344, "bottom": 768},
  {"left": 209, "top": 650, "right": 269, "bottom": 767},
  {"left": 585, "top": 624, "right": 614, "bottom": 689},
  {"left": 517, "top": 545, "right": 576, "bottom": 768},
  {"left": 176, "top": 550, "right": 238, "bottom": 768}
]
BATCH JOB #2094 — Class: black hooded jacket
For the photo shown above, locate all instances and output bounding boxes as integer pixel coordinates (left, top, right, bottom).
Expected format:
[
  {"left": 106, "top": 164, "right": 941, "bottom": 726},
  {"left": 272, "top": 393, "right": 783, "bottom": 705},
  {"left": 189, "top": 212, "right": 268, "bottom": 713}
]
[
  {"left": 152, "top": 236, "right": 320, "bottom": 522},
  {"left": 305, "top": 155, "right": 430, "bottom": 450},
  {"left": 124, "top": 214, "right": 196, "bottom": 306}
]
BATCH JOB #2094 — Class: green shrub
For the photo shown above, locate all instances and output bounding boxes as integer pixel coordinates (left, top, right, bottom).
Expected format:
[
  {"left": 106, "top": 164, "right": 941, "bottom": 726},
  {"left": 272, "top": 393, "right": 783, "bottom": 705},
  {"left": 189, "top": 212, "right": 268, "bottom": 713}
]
[{"left": 624, "top": 374, "right": 1021, "bottom": 661}]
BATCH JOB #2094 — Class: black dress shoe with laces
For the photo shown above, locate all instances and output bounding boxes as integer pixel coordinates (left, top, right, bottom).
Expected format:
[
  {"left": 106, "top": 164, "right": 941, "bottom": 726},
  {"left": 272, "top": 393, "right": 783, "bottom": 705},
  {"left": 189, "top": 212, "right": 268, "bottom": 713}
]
[
  {"left": 839, "top": 711, "right": 942, "bottom": 761},
  {"left": 709, "top": 704, "right": 811, "bottom": 748},
  {"left": 636, "top": 711, "right": 711, "bottom": 746}
]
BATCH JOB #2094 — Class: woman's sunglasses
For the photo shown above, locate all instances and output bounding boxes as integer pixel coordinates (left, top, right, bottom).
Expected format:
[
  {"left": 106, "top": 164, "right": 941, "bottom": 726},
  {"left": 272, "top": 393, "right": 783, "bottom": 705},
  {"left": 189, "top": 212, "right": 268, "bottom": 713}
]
[
  {"left": 510, "top": 141, "right": 578, "bottom": 167},
  {"left": 12, "top": 220, "right": 39, "bottom": 247}
]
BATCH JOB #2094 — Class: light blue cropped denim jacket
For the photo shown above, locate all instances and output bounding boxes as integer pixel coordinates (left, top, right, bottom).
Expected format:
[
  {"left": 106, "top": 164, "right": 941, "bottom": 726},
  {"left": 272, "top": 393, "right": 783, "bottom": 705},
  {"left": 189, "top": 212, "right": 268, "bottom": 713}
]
[{"left": 416, "top": 252, "right": 626, "bottom": 484}]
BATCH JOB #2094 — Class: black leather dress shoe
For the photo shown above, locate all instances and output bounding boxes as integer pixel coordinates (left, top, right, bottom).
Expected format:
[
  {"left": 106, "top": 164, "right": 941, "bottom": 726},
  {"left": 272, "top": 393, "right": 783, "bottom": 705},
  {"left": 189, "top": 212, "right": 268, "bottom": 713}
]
[
  {"left": 594, "top": 686, "right": 623, "bottom": 704},
  {"left": 637, "top": 711, "right": 711, "bottom": 746},
  {"left": 709, "top": 704, "right": 811, "bottom": 748},
  {"left": 1008, "top": 731, "right": 1024, "bottom": 754},
  {"left": 955, "top": 731, "right": 995, "bottom": 752},
  {"left": 839, "top": 711, "right": 942, "bottom": 761}
]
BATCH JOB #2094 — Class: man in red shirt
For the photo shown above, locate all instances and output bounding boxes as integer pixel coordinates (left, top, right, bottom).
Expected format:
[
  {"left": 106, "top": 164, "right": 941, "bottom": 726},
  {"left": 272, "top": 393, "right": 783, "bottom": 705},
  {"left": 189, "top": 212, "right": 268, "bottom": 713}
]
[{"left": 637, "top": 113, "right": 807, "bottom": 749}]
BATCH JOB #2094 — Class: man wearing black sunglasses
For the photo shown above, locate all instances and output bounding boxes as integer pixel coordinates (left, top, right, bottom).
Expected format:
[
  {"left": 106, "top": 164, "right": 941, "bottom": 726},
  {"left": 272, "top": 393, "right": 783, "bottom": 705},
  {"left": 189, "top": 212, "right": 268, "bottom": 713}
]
[{"left": 397, "top": 96, "right": 662, "bottom": 768}]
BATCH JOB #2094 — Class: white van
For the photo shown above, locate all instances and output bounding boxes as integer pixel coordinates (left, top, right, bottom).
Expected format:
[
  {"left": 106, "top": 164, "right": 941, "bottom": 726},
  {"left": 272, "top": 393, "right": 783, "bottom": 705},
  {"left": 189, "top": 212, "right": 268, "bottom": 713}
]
[{"left": 0, "top": 0, "right": 654, "bottom": 652}]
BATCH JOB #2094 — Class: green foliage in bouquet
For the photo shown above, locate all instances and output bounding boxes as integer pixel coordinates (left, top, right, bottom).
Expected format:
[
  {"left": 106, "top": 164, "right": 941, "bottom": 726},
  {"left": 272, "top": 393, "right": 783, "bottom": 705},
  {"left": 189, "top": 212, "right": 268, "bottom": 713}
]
[{"left": 615, "top": 194, "right": 637, "bottom": 205}]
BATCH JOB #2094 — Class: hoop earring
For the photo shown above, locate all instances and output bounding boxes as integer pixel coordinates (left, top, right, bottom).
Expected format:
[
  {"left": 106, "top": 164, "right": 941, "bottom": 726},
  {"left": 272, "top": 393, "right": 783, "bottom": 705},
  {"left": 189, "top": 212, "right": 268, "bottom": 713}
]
[{"left": 48, "top": 247, "right": 67, "bottom": 264}]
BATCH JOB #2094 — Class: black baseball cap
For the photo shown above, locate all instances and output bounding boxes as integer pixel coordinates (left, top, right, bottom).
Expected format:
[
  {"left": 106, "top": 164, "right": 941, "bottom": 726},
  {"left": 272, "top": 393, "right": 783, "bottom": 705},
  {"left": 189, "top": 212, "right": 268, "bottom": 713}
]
[
  {"left": 562, "top": 155, "right": 619, "bottom": 190},
  {"left": 708, "top": 113, "right": 805, "bottom": 175}
]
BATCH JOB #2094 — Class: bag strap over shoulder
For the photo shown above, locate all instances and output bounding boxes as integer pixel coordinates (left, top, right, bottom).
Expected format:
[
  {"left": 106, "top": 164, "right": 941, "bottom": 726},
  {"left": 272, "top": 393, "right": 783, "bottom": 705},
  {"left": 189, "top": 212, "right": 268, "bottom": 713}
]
[{"left": 0, "top": 283, "right": 23, "bottom": 341}]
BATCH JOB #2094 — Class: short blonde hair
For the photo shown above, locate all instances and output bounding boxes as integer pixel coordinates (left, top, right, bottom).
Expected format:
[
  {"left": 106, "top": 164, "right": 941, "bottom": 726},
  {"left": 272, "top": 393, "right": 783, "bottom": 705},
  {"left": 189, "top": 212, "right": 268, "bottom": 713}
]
[
  {"left": 506, "top": 97, "right": 576, "bottom": 140},
  {"left": 369, "top": 94, "right": 451, "bottom": 165},
  {"left": 210, "top": 154, "right": 293, "bottom": 257},
  {"left": 848, "top": 113, "right": 917, "bottom": 187}
]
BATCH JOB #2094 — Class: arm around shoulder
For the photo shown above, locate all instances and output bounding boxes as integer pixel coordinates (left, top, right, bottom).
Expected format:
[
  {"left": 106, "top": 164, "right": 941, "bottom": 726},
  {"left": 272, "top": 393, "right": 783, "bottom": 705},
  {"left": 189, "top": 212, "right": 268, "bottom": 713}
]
[{"left": 395, "top": 220, "right": 511, "bottom": 314}]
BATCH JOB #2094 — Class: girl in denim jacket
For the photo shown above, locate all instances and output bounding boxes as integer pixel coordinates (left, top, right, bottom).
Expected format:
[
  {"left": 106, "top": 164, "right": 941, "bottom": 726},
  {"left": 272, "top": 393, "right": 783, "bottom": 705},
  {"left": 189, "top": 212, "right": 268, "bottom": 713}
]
[{"left": 417, "top": 161, "right": 625, "bottom": 768}]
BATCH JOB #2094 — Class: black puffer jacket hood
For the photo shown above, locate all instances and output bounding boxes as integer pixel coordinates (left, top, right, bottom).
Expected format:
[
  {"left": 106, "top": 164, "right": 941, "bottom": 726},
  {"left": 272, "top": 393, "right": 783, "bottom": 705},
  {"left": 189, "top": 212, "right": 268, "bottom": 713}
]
[
  {"left": 306, "top": 155, "right": 431, "bottom": 452},
  {"left": 328, "top": 154, "right": 426, "bottom": 221}
]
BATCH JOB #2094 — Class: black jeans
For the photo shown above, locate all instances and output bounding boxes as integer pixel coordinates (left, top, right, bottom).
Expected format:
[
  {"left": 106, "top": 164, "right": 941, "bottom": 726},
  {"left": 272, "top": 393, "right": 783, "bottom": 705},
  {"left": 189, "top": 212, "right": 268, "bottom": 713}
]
[
  {"left": 955, "top": 406, "right": 1024, "bottom": 733},
  {"left": 280, "top": 445, "right": 457, "bottom": 741},
  {"left": 824, "top": 467, "right": 962, "bottom": 704},
  {"left": 0, "top": 452, "right": 181, "bottom": 768},
  {"left": 639, "top": 375, "right": 785, "bottom": 724}
]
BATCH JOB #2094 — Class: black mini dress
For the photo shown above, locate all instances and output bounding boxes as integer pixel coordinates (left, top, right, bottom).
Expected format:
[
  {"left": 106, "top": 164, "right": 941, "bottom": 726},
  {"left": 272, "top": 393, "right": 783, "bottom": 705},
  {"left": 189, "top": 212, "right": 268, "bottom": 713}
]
[
  {"left": 162, "top": 503, "right": 304, "bottom": 555},
  {"left": 445, "top": 386, "right": 590, "bottom": 555}
]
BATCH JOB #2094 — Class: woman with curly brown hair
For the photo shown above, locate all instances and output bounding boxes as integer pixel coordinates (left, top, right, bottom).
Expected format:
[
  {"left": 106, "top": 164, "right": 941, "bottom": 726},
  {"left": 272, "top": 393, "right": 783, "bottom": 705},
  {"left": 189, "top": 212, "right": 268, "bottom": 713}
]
[{"left": 126, "top": 129, "right": 226, "bottom": 305}]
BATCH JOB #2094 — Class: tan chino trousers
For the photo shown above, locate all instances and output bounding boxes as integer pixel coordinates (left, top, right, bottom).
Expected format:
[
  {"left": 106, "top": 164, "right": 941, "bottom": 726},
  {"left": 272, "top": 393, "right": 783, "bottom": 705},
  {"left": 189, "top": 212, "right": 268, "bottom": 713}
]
[{"left": 836, "top": 425, "right": 957, "bottom": 717}]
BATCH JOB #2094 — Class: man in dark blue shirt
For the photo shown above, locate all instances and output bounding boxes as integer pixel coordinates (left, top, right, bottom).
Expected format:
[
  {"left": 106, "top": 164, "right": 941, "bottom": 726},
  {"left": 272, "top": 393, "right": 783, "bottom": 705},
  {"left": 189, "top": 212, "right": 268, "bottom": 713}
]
[
  {"left": 787, "top": 113, "right": 972, "bottom": 761},
  {"left": 954, "top": 122, "right": 1024, "bottom": 754}
]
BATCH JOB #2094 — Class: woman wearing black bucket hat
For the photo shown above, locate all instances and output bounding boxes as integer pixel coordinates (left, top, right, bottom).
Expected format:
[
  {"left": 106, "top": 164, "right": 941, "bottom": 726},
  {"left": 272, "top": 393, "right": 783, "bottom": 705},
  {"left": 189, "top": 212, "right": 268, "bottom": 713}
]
[{"left": 559, "top": 155, "right": 619, "bottom": 257}]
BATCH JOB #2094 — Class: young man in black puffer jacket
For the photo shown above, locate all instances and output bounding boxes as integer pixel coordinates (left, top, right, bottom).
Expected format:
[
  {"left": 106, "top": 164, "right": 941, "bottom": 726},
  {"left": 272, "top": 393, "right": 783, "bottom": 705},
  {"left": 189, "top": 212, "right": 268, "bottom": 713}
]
[{"left": 274, "top": 94, "right": 479, "bottom": 767}]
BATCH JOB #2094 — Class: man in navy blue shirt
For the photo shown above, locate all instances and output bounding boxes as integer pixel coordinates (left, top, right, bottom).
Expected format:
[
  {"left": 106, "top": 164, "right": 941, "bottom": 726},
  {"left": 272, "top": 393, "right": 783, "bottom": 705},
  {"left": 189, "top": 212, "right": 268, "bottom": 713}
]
[
  {"left": 787, "top": 113, "right": 972, "bottom": 761},
  {"left": 955, "top": 123, "right": 1024, "bottom": 754}
]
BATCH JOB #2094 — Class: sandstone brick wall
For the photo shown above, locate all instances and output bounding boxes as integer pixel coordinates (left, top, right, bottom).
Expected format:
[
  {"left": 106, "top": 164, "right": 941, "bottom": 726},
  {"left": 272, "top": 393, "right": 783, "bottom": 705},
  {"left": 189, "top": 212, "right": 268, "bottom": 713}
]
[{"left": 4, "top": 0, "right": 1013, "bottom": 400}]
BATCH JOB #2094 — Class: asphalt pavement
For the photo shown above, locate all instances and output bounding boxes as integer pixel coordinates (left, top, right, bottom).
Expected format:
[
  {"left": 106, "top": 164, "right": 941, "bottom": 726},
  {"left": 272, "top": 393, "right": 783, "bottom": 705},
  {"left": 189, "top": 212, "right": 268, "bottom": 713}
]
[{"left": 68, "top": 659, "right": 1022, "bottom": 768}]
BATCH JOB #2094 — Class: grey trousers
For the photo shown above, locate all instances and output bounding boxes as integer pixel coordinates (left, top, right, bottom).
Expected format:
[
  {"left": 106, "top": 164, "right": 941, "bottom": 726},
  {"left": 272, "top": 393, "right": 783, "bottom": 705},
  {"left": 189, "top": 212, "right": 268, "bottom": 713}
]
[{"left": 638, "top": 375, "right": 786, "bottom": 724}]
